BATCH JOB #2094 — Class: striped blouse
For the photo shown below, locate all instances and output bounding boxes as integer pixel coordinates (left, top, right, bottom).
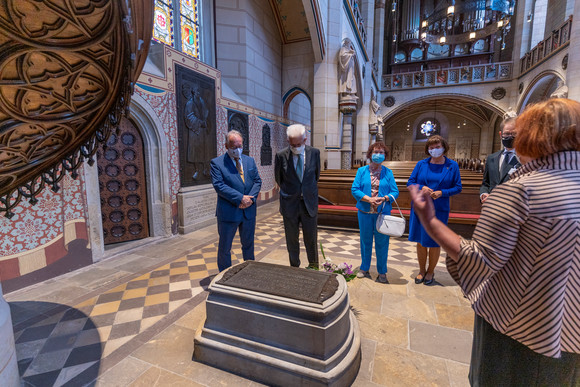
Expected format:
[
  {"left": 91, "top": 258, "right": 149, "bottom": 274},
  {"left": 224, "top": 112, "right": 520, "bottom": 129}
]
[{"left": 447, "top": 151, "right": 580, "bottom": 358}]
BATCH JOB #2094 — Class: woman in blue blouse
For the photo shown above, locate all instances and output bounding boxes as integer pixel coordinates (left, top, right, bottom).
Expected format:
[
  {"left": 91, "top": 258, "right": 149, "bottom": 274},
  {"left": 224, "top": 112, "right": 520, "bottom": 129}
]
[
  {"left": 351, "top": 142, "right": 399, "bottom": 283},
  {"left": 407, "top": 135, "right": 461, "bottom": 285}
]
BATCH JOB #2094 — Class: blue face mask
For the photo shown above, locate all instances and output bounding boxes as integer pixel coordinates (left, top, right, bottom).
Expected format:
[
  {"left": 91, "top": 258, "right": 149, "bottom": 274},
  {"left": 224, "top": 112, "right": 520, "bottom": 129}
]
[{"left": 371, "top": 153, "right": 385, "bottom": 163}]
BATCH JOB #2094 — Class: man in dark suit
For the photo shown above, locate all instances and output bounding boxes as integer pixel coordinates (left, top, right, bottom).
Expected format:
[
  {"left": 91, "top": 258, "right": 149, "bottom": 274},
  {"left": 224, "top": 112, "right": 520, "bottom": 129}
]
[
  {"left": 480, "top": 117, "right": 519, "bottom": 203},
  {"left": 211, "top": 130, "right": 262, "bottom": 272},
  {"left": 275, "top": 124, "right": 321, "bottom": 269}
]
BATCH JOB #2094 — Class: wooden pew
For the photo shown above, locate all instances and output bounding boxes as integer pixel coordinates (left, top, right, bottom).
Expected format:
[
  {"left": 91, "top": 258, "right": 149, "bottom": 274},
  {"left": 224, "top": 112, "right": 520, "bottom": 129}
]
[{"left": 318, "top": 162, "right": 483, "bottom": 238}]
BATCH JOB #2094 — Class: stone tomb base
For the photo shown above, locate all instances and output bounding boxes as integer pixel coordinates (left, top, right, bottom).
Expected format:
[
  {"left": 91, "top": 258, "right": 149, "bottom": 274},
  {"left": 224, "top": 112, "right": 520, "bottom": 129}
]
[{"left": 193, "top": 261, "right": 361, "bottom": 386}]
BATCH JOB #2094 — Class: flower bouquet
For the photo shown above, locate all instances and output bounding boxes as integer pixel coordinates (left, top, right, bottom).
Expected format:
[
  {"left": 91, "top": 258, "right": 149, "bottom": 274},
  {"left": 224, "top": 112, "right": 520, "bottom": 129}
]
[{"left": 320, "top": 244, "right": 357, "bottom": 282}]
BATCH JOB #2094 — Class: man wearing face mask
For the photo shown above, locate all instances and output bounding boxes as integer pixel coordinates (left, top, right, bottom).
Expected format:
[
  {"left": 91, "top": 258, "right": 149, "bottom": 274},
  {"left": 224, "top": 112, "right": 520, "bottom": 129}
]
[
  {"left": 275, "top": 124, "right": 321, "bottom": 269},
  {"left": 210, "top": 130, "right": 262, "bottom": 272},
  {"left": 480, "top": 118, "right": 519, "bottom": 203}
]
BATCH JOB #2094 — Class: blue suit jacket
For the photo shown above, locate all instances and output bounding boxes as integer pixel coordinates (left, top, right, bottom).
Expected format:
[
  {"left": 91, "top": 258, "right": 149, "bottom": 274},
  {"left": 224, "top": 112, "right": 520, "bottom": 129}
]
[
  {"left": 407, "top": 157, "right": 462, "bottom": 212},
  {"left": 351, "top": 165, "right": 399, "bottom": 214},
  {"left": 210, "top": 153, "right": 262, "bottom": 222}
]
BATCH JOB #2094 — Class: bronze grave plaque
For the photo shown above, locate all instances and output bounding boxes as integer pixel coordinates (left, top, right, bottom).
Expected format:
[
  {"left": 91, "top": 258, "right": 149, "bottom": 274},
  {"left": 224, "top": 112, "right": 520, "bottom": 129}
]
[{"left": 217, "top": 261, "right": 339, "bottom": 304}]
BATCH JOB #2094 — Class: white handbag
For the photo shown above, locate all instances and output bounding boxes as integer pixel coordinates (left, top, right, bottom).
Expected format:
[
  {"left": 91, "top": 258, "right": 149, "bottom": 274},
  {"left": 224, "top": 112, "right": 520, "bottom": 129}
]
[{"left": 375, "top": 198, "right": 406, "bottom": 237}]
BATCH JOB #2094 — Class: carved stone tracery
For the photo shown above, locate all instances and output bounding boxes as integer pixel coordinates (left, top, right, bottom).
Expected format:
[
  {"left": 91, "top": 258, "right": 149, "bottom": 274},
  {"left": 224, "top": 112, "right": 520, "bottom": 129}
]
[{"left": 0, "top": 0, "right": 153, "bottom": 218}]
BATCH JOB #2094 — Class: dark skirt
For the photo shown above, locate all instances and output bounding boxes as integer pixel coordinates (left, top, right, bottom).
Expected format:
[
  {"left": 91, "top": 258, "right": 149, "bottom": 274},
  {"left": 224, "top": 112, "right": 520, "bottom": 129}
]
[{"left": 470, "top": 314, "right": 580, "bottom": 386}]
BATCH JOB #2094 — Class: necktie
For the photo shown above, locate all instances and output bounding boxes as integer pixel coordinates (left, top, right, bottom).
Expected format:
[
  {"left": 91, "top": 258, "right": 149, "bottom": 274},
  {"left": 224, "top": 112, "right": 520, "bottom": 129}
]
[
  {"left": 296, "top": 153, "right": 303, "bottom": 182},
  {"left": 235, "top": 158, "right": 244, "bottom": 183},
  {"left": 501, "top": 151, "right": 513, "bottom": 175}
]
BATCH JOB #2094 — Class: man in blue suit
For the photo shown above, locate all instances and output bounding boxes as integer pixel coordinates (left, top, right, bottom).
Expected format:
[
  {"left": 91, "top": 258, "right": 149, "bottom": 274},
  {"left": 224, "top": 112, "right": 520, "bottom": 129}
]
[{"left": 210, "top": 130, "right": 262, "bottom": 272}]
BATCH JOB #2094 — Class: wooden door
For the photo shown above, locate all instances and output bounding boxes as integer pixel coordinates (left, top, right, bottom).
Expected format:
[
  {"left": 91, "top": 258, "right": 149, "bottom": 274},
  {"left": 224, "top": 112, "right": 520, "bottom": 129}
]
[{"left": 97, "top": 118, "right": 149, "bottom": 244}]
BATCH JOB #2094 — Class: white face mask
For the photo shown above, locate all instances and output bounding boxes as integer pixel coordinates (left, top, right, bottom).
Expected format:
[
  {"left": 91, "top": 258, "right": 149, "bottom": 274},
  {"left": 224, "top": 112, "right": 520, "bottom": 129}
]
[
  {"left": 291, "top": 145, "right": 305, "bottom": 155},
  {"left": 428, "top": 148, "right": 444, "bottom": 158},
  {"left": 228, "top": 147, "right": 243, "bottom": 159}
]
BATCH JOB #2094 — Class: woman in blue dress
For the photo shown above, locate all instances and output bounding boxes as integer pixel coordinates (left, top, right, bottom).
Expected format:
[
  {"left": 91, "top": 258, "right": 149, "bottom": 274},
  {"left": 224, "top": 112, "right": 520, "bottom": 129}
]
[
  {"left": 407, "top": 135, "right": 461, "bottom": 285},
  {"left": 351, "top": 142, "right": 399, "bottom": 283}
]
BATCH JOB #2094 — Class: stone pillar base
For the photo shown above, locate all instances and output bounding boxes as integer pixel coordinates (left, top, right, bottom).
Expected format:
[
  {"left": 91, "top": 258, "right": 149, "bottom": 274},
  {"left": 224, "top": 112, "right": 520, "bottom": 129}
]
[{"left": 177, "top": 185, "right": 217, "bottom": 234}]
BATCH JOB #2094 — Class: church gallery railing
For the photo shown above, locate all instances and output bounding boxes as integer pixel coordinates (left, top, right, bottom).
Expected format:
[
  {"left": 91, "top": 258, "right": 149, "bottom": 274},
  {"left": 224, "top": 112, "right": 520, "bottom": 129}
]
[
  {"left": 382, "top": 62, "right": 513, "bottom": 90},
  {"left": 519, "top": 16, "right": 572, "bottom": 75}
]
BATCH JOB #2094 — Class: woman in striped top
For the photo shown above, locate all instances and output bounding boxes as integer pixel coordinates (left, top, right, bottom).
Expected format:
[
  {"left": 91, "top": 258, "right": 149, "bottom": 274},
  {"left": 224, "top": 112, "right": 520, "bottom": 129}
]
[{"left": 409, "top": 98, "right": 579, "bottom": 385}]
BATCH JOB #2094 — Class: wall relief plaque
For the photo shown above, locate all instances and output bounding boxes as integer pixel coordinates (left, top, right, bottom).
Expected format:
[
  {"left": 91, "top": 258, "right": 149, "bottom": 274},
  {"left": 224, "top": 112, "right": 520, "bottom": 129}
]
[
  {"left": 176, "top": 65, "right": 216, "bottom": 187},
  {"left": 260, "top": 124, "right": 272, "bottom": 166}
]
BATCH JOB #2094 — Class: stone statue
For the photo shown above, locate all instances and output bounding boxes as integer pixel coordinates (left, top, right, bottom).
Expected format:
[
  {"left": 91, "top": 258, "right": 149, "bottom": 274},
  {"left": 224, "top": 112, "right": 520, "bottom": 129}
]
[
  {"left": 185, "top": 83, "right": 209, "bottom": 163},
  {"left": 550, "top": 80, "right": 568, "bottom": 99},
  {"left": 369, "top": 98, "right": 383, "bottom": 127},
  {"left": 338, "top": 40, "right": 357, "bottom": 95}
]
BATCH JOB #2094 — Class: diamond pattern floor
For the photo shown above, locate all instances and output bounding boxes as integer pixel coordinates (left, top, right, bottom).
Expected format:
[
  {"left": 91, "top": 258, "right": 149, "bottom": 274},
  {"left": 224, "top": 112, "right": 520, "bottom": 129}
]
[{"left": 10, "top": 212, "right": 445, "bottom": 386}]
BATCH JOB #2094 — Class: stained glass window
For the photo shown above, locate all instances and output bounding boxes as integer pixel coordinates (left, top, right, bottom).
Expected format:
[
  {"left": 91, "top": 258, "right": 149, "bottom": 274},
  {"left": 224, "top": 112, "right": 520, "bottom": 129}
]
[
  {"left": 153, "top": 1, "right": 174, "bottom": 47},
  {"left": 152, "top": 0, "right": 201, "bottom": 59},
  {"left": 180, "top": 0, "right": 200, "bottom": 58}
]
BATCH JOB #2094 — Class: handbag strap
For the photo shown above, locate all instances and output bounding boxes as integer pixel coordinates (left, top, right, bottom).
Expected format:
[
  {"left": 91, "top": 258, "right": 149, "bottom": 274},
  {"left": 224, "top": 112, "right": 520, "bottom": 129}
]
[{"left": 380, "top": 196, "right": 404, "bottom": 219}]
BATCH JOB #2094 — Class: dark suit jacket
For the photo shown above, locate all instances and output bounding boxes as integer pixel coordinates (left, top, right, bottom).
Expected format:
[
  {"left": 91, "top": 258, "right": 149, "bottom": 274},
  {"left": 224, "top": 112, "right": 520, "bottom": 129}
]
[
  {"left": 480, "top": 150, "right": 520, "bottom": 196},
  {"left": 274, "top": 146, "right": 320, "bottom": 217},
  {"left": 210, "top": 153, "right": 262, "bottom": 222}
]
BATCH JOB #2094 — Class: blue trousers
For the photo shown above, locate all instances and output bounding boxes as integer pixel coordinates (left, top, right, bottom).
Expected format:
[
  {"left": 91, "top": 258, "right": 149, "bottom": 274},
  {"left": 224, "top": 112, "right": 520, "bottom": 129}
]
[
  {"left": 357, "top": 211, "right": 389, "bottom": 274},
  {"left": 217, "top": 217, "right": 256, "bottom": 272}
]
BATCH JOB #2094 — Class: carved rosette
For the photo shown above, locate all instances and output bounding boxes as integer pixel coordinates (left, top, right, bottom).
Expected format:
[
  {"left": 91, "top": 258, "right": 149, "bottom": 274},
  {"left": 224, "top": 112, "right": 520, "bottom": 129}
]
[{"left": 0, "top": 0, "right": 153, "bottom": 217}]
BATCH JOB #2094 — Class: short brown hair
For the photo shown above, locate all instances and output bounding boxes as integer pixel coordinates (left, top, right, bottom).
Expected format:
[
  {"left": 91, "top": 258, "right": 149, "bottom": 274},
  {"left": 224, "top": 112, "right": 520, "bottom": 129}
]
[
  {"left": 366, "top": 142, "right": 389, "bottom": 160},
  {"left": 515, "top": 98, "right": 580, "bottom": 159},
  {"left": 424, "top": 135, "right": 449, "bottom": 155},
  {"left": 500, "top": 117, "right": 516, "bottom": 132}
]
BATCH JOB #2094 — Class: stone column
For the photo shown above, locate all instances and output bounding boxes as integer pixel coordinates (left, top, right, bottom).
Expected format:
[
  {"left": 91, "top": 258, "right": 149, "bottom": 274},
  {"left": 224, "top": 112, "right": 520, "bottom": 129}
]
[
  {"left": 83, "top": 163, "right": 105, "bottom": 263},
  {"left": 339, "top": 94, "right": 358, "bottom": 170},
  {"left": 0, "top": 284, "right": 19, "bottom": 386},
  {"left": 565, "top": 0, "right": 580, "bottom": 101},
  {"left": 313, "top": 1, "right": 342, "bottom": 169},
  {"left": 373, "top": 0, "right": 386, "bottom": 80},
  {"left": 341, "top": 113, "right": 353, "bottom": 169}
]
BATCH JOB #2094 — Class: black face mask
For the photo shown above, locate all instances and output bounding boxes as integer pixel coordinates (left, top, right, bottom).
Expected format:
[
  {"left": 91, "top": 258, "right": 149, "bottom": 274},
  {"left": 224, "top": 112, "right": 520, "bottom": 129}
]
[{"left": 502, "top": 136, "right": 515, "bottom": 148}]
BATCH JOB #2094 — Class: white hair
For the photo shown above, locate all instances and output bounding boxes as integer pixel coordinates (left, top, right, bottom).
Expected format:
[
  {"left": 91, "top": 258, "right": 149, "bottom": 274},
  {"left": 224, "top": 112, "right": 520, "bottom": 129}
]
[{"left": 286, "top": 124, "right": 306, "bottom": 139}]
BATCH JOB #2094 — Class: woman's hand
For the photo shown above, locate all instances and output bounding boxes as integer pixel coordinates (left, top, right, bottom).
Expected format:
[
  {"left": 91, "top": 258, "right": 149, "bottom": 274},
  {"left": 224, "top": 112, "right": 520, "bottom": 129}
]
[
  {"left": 430, "top": 190, "right": 443, "bottom": 200},
  {"left": 409, "top": 184, "right": 436, "bottom": 223},
  {"left": 368, "top": 196, "right": 384, "bottom": 206},
  {"left": 421, "top": 186, "right": 433, "bottom": 195}
]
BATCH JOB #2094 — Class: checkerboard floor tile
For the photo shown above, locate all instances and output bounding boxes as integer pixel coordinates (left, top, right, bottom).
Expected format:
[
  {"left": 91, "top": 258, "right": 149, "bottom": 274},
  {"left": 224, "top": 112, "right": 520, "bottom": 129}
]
[{"left": 12, "top": 212, "right": 444, "bottom": 385}]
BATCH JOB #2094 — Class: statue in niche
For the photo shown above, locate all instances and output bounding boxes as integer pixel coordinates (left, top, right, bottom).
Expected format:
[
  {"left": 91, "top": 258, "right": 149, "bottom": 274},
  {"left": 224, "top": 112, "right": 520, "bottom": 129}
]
[
  {"left": 228, "top": 111, "right": 249, "bottom": 155},
  {"left": 369, "top": 98, "right": 383, "bottom": 129},
  {"left": 550, "top": 80, "right": 568, "bottom": 99},
  {"left": 338, "top": 40, "right": 357, "bottom": 95},
  {"left": 260, "top": 124, "right": 272, "bottom": 166}
]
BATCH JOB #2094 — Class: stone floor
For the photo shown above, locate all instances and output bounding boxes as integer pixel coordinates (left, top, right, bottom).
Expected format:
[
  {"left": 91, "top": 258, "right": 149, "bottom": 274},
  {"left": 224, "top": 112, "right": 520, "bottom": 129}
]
[{"left": 6, "top": 202, "right": 474, "bottom": 386}]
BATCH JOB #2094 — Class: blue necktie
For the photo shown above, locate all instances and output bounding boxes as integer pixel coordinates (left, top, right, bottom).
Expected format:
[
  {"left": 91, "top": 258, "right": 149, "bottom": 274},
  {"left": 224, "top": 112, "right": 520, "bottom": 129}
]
[{"left": 296, "top": 154, "right": 303, "bottom": 182}]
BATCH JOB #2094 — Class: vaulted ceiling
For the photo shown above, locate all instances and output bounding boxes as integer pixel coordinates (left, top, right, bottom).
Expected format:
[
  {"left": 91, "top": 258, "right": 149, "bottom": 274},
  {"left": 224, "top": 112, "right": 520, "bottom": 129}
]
[
  {"left": 268, "top": 0, "right": 311, "bottom": 43},
  {"left": 384, "top": 96, "right": 501, "bottom": 128}
]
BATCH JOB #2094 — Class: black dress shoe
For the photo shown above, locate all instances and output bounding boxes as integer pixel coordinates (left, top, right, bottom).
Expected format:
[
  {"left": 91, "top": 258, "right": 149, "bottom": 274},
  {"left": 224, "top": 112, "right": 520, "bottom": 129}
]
[
  {"left": 414, "top": 274, "right": 425, "bottom": 284},
  {"left": 424, "top": 274, "right": 435, "bottom": 286}
]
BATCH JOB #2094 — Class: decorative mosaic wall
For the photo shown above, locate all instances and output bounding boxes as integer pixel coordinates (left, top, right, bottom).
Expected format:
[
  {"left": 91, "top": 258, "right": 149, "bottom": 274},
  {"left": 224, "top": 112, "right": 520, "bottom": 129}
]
[{"left": 0, "top": 173, "right": 89, "bottom": 287}]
